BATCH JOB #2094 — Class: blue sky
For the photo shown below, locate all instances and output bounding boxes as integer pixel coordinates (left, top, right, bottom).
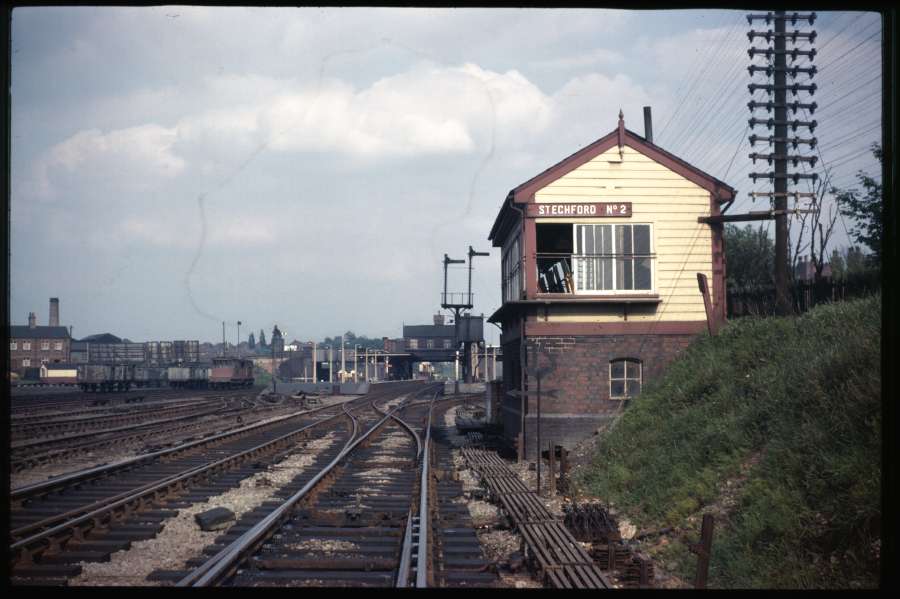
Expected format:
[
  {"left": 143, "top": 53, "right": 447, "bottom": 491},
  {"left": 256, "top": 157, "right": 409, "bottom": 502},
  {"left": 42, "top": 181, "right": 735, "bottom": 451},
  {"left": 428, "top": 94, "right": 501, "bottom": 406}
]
[{"left": 10, "top": 7, "right": 883, "bottom": 344}]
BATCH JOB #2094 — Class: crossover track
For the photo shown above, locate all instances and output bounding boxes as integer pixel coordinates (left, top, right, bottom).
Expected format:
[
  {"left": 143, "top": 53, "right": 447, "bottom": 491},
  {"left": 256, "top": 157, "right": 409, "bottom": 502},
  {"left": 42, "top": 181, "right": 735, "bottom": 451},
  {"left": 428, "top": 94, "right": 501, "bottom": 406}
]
[
  {"left": 171, "top": 384, "right": 441, "bottom": 587},
  {"left": 8, "top": 383, "right": 422, "bottom": 585}
]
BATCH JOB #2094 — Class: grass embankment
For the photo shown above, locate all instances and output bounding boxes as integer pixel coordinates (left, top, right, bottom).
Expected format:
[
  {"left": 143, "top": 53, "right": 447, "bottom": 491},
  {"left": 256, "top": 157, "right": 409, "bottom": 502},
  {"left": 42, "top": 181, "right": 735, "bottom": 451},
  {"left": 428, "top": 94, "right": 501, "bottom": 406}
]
[{"left": 579, "top": 294, "right": 881, "bottom": 589}]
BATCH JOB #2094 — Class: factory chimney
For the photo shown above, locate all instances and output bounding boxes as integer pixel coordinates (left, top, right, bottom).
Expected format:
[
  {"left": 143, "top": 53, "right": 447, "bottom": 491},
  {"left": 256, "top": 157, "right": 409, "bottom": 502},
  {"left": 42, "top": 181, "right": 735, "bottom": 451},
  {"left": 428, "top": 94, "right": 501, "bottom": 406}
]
[
  {"left": 643, "top": 106, "right": 653, "bottom": 144},
  {"left": 49, "top": 297, "right": 60, "bottom": 327},
  {"left": 28, "top": 312, "right": 36, "bottom": 328},
  {"left": 433, "top": 314, "right": 445, "bottom": 326}
]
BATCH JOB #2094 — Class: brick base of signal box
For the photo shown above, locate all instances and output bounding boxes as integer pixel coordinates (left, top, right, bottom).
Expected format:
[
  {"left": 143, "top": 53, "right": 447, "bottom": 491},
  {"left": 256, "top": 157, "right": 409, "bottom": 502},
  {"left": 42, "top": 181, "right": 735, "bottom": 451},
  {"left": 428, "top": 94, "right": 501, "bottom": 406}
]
[{"left": 500, "top": 331, "right": 700, "bottom": 460}]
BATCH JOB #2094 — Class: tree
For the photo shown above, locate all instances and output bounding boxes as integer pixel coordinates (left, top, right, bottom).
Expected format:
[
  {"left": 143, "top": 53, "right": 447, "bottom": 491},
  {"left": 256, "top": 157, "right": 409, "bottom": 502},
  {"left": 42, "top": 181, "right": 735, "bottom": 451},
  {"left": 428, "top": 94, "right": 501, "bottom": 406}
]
[
  {"left": 831, "top": 144, "right": 882, "bottom": 262},
  {"left": 248, "top": 332, "right": 256, "bottom": 349},
  {"left": 725, "top": 224, "right": 775, "bottom": 289},
  {"left": 259, "top": 329, "right": 267, "bottom": 349}
]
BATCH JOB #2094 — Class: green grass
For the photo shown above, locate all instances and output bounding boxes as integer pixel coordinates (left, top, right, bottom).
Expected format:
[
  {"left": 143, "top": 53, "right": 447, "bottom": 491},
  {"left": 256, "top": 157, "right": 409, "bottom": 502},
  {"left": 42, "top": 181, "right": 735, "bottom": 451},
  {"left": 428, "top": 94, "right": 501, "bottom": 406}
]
[{"left": 578, "top": 294, "right": 881, "bottom": 589}]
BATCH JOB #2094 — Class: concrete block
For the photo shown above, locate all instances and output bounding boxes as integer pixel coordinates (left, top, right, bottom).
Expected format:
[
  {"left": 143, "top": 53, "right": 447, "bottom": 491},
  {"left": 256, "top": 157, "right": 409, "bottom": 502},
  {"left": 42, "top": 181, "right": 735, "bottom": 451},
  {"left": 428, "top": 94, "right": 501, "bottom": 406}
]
[{"left": 195, "top": 507, "right": 235, "bottom": 532}]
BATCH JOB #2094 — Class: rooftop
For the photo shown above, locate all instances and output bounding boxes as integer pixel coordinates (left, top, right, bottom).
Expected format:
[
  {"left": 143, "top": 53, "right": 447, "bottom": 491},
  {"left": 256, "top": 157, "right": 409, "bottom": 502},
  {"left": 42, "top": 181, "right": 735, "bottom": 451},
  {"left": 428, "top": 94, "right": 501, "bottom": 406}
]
[{"left": 10, "top": 326, "right": 71, "bottom": 340}]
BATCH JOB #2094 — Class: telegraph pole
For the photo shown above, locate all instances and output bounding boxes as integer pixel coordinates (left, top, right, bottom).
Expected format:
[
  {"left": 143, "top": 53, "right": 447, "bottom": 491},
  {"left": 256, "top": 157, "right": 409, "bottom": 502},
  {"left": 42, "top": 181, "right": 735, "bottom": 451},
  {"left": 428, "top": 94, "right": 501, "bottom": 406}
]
[
  {"left": 747, "top": 11, "right": 818, "bottom": 315},
  {"left": 773, "top": 13, "right": 790, "bottom": 315}
]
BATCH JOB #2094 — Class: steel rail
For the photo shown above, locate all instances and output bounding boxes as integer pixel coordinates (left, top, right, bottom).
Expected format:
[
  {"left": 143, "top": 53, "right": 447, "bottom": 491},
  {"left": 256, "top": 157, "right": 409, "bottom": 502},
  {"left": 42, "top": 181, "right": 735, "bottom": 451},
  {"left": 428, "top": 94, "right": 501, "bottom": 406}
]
[
  {"left": 10, "top": 396, "right": 354, "bottom": 503},
  {"left": 8, "top": 389, "right": 399, "bottom": 547},
  {"left": 395, "top": 389, "right": 441, "bottom": 587},
  {"left": 11, "top": 397, "right": 225, "bottom": 434},
  {"left": 416, "top": 392, "right": 438, "bottom": 588},
  {"left": 8, "top": 399, "right": 371, "bottom": 562},
  {"left": 10, "top": 400, "right": 229, "bottom": 452},
  {"left": 177, "top": 384, "right": 429, "bottom": 587}
]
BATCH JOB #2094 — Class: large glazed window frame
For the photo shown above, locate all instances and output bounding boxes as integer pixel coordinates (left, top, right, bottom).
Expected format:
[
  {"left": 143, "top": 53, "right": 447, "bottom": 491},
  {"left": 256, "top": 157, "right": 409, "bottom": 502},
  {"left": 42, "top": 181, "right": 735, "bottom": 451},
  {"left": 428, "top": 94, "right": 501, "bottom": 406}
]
[{"left": 572, "top": 223, "right": 654, "bottom": 294}]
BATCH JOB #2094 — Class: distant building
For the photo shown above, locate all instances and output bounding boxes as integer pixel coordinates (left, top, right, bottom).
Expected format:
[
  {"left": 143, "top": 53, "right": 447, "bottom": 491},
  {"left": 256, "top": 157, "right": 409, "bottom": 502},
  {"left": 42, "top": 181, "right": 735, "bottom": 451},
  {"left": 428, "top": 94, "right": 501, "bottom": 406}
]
[
  {"left": 271, "top": 325, "right": 285, "bottom": 357},
  {"left": 794, "top": 255, "right": 832, "bottom": 282},
  {"left": 10, "top": 303, "right": 71, "bottom": 376}
]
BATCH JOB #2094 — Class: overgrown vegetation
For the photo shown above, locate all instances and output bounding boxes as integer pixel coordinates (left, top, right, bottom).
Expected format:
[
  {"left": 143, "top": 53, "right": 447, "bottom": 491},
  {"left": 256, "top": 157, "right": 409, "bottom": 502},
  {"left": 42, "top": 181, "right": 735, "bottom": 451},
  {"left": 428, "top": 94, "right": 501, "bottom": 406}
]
[{"left": 579, "top": 295, "right": 881, "bottom": 588}]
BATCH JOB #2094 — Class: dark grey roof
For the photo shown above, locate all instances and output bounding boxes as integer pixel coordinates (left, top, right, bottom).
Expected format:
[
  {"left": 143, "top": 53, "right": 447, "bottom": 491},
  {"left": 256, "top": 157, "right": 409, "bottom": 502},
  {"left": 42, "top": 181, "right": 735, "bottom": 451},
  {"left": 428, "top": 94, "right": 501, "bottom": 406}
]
[
  {"left": 78, "top": 333, "right": 123, "bottom": 343},
  {"left": 403, "top": 324, "right": 456, "bottom": 338},
  {"left": 10, "top": 326, "right": 71, "bottom": 339}
]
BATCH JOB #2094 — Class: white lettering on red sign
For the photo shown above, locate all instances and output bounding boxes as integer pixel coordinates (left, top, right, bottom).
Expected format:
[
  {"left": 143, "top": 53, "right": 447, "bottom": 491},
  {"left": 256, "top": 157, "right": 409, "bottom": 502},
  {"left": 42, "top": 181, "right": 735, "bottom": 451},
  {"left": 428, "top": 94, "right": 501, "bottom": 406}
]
[{"left": 535, "top": 203, "right": 630, "bottom": 217}]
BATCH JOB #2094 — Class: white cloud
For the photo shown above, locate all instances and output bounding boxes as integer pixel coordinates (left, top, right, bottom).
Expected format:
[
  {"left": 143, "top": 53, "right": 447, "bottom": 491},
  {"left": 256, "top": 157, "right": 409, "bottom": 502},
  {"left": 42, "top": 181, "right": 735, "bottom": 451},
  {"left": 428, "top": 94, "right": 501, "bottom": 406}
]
[
  {"left": 529, "top": 47, "right": 625, "bottom": 70},
  {"left": 34, "top": 124, "right": 186, "bottom": 199}
]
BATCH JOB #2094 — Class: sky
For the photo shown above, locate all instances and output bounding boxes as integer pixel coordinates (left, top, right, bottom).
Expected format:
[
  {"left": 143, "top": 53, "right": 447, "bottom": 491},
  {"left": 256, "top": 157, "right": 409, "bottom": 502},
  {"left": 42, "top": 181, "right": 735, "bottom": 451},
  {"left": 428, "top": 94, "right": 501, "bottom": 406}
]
[{"left": 9, "top": 7, "right": 883, "bottom": 345}]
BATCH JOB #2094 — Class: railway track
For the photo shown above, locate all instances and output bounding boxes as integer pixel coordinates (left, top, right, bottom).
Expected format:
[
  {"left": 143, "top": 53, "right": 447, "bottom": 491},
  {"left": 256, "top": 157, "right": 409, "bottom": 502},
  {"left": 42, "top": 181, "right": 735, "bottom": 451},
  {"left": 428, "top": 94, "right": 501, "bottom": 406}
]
[
  {"left": 8, "top": 382, "right": 423, "bottom": 585},
  {"left": 11, "top": 398, "right": 229, "bottom": 440},
  {"left": 162, "top": 387, "right": 496, "bottom": 588},
  {"left": 9, "top": 398, "right": 251, "bottom": 474},
  {"left": 10, "top": 386, "right": 218, "bottom": 414}
]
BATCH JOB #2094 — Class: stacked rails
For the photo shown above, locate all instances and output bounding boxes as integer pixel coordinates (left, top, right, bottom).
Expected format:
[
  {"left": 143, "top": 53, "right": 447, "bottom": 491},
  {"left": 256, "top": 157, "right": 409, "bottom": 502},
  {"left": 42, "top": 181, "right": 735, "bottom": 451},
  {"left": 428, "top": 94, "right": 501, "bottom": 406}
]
[{"left": 461, "top": 447, "right": 610, "bottom": 589}]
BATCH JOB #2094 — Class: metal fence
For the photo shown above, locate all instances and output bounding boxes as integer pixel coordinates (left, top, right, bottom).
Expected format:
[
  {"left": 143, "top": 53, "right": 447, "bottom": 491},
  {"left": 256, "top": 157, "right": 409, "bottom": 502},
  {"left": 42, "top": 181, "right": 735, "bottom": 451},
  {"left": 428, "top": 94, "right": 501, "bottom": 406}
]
[{"left": 727, "top": 272, "right": 880, "bottom": 318}]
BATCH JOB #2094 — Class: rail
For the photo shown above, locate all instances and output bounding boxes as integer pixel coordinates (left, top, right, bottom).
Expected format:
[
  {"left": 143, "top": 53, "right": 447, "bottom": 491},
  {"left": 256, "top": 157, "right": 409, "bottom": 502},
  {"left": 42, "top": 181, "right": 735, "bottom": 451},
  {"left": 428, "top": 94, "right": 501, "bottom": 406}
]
[
  {"left": 10, "top": 396, "right": 351, "bottom": 503},
  {"left": 175, "top": 385, "right": 431, "bottom": 587},
  {"left": 9, "top": 399, "right": 365, "bottom": 563},
  {"left": 395, "top": 390, "right": 439, "bottom": 587}
]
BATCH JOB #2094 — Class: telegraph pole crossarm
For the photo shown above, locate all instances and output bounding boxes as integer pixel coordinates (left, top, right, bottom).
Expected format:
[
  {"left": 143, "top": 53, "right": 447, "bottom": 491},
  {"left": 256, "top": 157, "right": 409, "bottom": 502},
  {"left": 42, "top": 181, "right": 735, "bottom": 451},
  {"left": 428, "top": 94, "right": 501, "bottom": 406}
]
[{"left": 745, "top": 9, "right": 817, "bottom": 315}]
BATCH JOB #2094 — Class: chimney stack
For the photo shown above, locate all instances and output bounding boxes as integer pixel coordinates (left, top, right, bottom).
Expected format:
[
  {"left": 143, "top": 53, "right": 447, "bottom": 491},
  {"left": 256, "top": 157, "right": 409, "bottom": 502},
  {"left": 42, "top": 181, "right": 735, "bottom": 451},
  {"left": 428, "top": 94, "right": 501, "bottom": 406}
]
[
  {"left": 49, "top": 297, "right": 59, "bottom": 327},
  {"left": 28, "top": 312, "right": 36, "bottom": 328},
  {"left": 433, "top": 314, "right": 445, "bottom": 326},
  {"left": 643, "top": 106, "right": 653, "bottom": 144}
]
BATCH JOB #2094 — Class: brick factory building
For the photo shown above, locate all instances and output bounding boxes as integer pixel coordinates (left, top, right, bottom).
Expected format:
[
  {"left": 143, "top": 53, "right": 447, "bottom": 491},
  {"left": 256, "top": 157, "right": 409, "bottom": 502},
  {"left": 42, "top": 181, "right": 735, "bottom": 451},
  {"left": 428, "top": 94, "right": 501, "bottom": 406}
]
[
  {"left": 488, "top": 111, "right": 735, "bottom": 459},
  {"left": 10, "top": 299, "right": 72, "bottom": 377}
]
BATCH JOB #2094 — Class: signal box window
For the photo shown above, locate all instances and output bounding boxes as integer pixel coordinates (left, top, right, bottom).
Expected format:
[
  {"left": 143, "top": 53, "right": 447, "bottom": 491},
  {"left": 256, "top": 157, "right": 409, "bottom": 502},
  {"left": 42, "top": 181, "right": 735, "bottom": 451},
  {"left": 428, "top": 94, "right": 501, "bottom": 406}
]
[{"left": 610, "top": 358, "right": 642, "bottom": 399}]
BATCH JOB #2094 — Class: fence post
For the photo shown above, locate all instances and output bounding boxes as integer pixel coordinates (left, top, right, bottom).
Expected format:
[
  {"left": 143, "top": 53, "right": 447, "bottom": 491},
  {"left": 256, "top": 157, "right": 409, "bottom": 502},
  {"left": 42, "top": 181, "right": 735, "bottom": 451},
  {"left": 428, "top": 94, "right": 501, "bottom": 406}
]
[
  {"left": 548, "top": 440, "right": 556, "bottom": 496},
  {"left": 690, "top": 514, "right": 715, "bottom": 589}
]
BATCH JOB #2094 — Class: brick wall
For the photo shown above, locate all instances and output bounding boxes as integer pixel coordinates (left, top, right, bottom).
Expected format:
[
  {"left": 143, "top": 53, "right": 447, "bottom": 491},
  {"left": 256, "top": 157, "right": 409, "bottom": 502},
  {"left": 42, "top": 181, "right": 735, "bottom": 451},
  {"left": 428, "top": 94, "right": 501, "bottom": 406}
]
[
  {"left": 10, "top": 338, "right": 70, "bottom": 375},
  {"left": 500, "top": 332, "right": 697, "bottom": 459}
]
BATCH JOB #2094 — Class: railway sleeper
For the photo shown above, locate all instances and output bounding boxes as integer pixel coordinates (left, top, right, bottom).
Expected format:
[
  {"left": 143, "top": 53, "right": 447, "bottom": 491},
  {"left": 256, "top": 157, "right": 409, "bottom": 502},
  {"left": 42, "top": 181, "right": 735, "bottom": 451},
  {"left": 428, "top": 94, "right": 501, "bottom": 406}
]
[{"left": 252, "top": 557, "right": 398, "bottom": 572}]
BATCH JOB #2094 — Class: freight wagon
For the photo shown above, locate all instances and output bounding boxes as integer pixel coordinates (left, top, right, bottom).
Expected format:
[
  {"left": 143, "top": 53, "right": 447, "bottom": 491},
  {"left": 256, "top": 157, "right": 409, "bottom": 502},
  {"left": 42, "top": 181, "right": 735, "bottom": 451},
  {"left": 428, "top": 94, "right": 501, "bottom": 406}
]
[
  {"left": 134, "top": 366, "right": 168, "bottom": 388},
  {"left": 167, "top": 365, "right": 209, "bottom": 389},
  {"left": 77, "top": 364, "right": 135, "bottom": 392},
  {"left": 39, "top": 364, "right": 78, "bottom": 386},
  {"left": 209, "top": 357, "right": 254, "bottom": 389}
]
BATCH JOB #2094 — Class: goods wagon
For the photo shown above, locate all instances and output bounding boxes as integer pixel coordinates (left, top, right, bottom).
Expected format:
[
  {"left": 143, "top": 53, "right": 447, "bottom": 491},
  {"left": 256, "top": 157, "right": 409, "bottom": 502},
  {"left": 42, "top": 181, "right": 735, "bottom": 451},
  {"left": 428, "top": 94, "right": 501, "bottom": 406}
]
[
  {"left": 77, "top": 364, "right": 135, "bottom": 392},
  {"left": 40, "top": 364, "right": 78, "bottom": 386},
  {"left": 209, "top": 357, "right": 254, "bottom": 389},
  {"left": 167, "top": 365, "right": 209, "bottom": 389},
  {"left": 134, "top": 366, "right": 168, "bottom": 388}
]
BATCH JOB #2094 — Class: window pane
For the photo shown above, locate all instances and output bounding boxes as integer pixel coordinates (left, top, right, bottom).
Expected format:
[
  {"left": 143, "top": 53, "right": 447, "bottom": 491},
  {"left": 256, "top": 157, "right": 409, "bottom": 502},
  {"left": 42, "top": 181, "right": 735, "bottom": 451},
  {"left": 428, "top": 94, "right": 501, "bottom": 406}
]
[
  {"left": 610, "top": 380, "right": 625, "bottom": 398},
  {"left": 626, "top": 379, "right": 641, "bottom": 397},
  {"left": 600, "top": 225, "right": 612, "bottom": 255},
  {"left": 635, "top": 258, "right": 652, "bottom": 289},
  {"left": 616, "top": 225, "right": 632, "bottom": 255},
  {"left": 625, "top": 360, "right": 640, "bottom": 379},
  {"left": 601, "top": 257, "right": 613, "bottom": 289},
  {"left": 633, "top": 225, "right": 651, "bottom": 255},
  {"left": 610, "top": 360, "right": 625, "bottom": 378},
  {"left": 617, "top": 258, "right": 633, "bottom": 290}
]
